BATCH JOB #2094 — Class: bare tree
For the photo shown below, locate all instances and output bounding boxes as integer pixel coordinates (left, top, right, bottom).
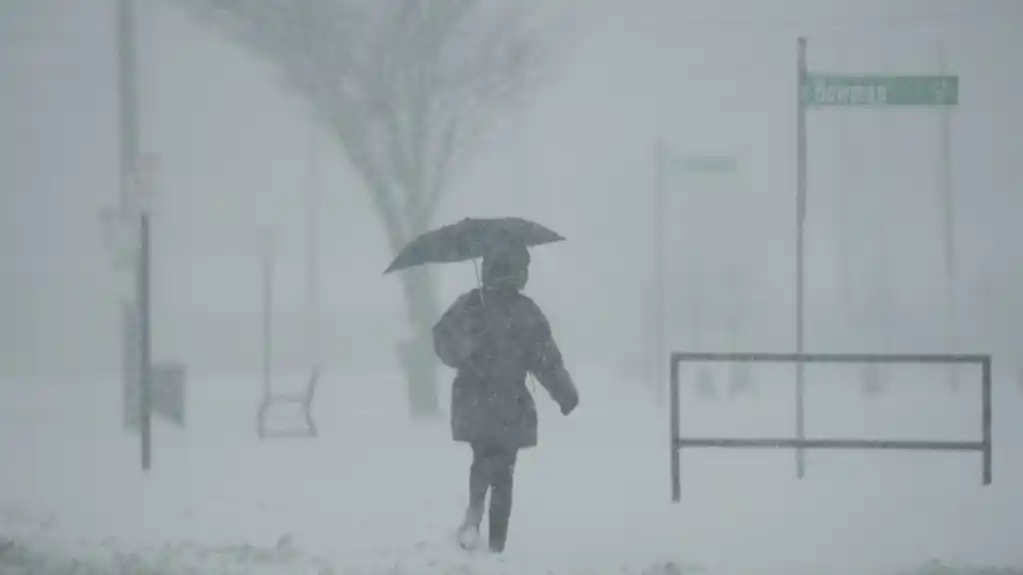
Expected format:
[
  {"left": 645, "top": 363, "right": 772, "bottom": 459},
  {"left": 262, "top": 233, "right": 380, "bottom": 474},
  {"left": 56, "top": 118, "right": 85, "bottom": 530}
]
[{"left": 170, "top": 0, "right": 565, "bottom": 417}]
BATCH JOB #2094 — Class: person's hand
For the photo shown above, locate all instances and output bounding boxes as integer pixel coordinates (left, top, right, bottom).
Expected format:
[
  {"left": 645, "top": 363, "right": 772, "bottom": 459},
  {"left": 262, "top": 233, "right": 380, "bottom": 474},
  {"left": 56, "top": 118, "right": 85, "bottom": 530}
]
[{"left": 560, "top": 396, "right": 578, "bottom": 416}]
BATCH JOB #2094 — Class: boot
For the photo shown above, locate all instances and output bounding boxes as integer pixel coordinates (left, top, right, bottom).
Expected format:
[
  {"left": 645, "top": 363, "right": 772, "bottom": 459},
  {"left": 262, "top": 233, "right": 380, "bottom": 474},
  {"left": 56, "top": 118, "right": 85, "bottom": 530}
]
[
  {"left": 486, "top": 449, "right": 517, "bottom": 553},
  {"left": 488, "top": 478, "right": 513, "bottom": 553},
  {"left": 457, "top": 503, "right": 484, "bottom": 550},
  {"left": 488, "top": 510, "right": 508, "bottom": 553}
]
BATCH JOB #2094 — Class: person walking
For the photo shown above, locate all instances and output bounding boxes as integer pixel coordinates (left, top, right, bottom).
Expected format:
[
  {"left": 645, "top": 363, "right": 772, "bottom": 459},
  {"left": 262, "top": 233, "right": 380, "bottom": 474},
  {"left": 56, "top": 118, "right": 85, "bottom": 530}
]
[{"left": 432, "top": 242, "right": 578, "bottom": 553}]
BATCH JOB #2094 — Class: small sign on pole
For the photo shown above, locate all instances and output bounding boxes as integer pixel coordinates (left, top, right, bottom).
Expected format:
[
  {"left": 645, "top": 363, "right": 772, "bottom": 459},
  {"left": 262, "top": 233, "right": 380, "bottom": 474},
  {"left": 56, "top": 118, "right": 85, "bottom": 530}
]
[
  {"left": 151, "top": 363, "right": 186, "bottom": 427},
  {"left": 100, "top": 205, "right": 139, "bottom": 273},
  {"left": 129, "top": 153, "right": 160, "bottom": 215},
  {"left": 122, "top": 303, "right": 187, "bottom": 430}
]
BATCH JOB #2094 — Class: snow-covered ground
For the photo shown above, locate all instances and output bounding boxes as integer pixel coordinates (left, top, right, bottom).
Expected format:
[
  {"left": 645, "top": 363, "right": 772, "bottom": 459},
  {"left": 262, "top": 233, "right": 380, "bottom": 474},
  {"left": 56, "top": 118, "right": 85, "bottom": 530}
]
[{"left": 2, "top": 362, "right": 1022, "bottom": 574}]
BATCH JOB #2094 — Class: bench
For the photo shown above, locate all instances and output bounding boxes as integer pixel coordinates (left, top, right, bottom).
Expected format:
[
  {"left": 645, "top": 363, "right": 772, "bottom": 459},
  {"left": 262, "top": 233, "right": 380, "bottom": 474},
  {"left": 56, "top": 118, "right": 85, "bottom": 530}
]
[{"left": 257, "top": 368, "right": 320, "bottom": 439}]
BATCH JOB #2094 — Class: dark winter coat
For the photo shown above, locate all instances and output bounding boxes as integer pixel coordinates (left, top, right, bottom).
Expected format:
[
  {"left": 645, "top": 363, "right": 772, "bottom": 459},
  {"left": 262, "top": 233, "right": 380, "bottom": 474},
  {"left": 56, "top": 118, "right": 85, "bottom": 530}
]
[{"left": 432, "top": 287, "right": 578, "bottom": 450}]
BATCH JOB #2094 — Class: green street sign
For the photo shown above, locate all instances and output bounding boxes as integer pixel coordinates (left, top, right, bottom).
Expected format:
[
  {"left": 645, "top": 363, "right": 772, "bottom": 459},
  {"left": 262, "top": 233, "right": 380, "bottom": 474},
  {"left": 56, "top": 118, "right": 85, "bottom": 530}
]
[{"left": 804, "top": 74, "right": 959, "bottom": 107}]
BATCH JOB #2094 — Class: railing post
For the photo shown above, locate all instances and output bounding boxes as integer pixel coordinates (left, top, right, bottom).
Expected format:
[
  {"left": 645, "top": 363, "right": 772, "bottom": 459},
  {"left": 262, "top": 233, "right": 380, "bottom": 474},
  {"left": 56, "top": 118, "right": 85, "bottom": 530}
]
[
  {"left": 670, "top": 353, "right": 681, "bottom": 502},
  {"left": 982, "top": 356, "right": 992, "bottom": 485}
]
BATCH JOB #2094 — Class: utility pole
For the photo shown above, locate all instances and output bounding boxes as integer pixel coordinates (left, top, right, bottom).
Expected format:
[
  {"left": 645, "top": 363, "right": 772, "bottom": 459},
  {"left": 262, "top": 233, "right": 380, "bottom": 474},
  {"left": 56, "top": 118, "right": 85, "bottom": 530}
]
[{"left": 117, "top": 0, "right": 152, "bottom": 472}]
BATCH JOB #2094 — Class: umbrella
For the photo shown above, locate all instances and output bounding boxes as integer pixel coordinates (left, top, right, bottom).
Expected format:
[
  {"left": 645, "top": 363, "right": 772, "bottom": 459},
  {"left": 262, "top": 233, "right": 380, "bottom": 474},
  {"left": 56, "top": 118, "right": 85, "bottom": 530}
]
[{"left": 384, "top": 217, "right": 565, "bottom": 274}]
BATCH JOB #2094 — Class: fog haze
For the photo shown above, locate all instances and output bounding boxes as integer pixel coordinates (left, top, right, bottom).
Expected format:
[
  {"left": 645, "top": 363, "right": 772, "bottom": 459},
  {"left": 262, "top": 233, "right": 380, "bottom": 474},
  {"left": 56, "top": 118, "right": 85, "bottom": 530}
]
[{"left": 2, "top": 0, "right": 1020, "bottom": 377}]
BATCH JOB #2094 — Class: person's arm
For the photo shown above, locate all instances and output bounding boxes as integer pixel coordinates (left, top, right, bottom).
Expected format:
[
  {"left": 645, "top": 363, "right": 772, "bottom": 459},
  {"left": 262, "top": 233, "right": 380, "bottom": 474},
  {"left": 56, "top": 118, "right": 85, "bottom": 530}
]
[{"left": 524, "top": 300, "right": 579, "bottom": 415}]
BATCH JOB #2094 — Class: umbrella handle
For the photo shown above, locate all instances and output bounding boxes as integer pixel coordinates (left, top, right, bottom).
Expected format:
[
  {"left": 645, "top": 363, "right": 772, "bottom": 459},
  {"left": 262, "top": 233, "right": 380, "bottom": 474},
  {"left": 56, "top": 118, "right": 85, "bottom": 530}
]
[{"left": 473, "top": 259, "right": 484, "bottom": 303}]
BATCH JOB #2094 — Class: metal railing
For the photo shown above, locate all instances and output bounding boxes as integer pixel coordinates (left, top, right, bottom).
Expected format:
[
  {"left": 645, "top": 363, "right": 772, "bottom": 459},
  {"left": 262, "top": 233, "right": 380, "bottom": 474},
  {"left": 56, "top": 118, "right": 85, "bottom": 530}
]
[{"left": 669, "top": 352, "right": 992, "bottom": 502}]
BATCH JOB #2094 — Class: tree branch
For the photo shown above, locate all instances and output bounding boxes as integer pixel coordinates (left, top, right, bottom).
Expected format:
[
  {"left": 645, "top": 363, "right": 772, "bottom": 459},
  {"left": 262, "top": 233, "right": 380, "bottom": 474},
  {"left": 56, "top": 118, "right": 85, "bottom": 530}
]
[{"left": 168, "top": 0, "right": 565, "bottom": 243}]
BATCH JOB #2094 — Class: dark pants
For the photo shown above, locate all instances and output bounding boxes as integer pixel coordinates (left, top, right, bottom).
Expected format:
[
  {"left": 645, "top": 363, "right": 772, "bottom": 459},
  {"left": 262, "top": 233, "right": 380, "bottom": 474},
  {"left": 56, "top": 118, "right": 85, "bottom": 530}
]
[{"left": 464, "top": 442, "right": 518, "bottom": 552}]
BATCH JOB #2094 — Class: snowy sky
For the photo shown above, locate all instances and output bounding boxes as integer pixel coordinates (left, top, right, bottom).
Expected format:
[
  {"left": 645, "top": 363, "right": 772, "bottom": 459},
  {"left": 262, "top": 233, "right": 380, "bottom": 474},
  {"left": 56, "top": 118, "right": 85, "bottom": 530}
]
[{"left": 1, "top": 0, "right": 1021, "bottom": 375}]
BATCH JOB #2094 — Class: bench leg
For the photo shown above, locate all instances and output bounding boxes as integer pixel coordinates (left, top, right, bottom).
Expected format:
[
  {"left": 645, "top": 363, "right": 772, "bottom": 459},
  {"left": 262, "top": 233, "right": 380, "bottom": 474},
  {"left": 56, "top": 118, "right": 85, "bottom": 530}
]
[{"left": 303, "top": 400, "right": 317, "bottom": 437}]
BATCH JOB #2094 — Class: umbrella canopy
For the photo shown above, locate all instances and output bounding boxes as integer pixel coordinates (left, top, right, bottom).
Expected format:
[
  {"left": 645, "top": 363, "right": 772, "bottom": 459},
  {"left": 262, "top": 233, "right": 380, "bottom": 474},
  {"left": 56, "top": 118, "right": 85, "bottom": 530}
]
[{"left": 384, "top": 217, "right": 565, "bottom": 274}]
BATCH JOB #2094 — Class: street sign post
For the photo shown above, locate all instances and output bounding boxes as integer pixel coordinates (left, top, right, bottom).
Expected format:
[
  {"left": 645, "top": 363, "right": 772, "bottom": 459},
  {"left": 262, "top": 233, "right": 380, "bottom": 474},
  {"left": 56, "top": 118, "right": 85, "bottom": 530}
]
[
  {"left": 795, "top": 38, "right": 808, "bottom": 479},
  {"left": 793, "top": 37, "right": 960, "bottom": 480}
]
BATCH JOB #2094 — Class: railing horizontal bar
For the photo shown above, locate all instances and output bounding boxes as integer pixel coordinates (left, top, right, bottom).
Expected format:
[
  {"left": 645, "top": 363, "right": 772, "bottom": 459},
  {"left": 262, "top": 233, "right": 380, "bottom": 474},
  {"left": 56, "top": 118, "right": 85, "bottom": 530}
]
[
  {"left": 674, "top": 437, "right": 984, "bottom": 451},
  {"left": 671, "top": 352, "right": 988, "bottom": 365}
]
